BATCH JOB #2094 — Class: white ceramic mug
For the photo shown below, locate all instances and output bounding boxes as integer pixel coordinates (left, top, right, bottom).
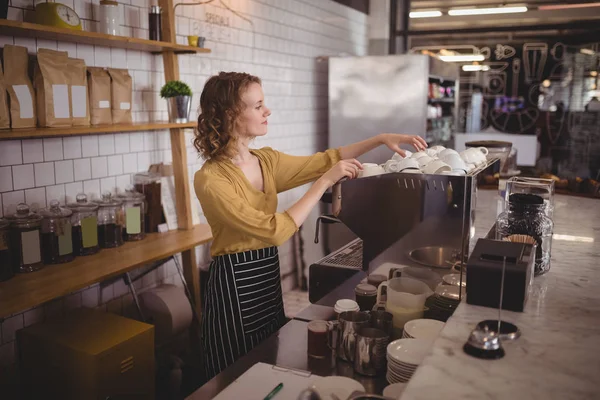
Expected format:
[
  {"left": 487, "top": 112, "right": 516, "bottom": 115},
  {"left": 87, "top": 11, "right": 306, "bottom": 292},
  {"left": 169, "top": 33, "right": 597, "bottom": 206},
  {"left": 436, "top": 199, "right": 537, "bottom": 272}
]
[
  {"left": 438, "top": 148, "right": 459, "bottom": 159},
  {"left": 461, "top": 148, "right": 487, "bottom": 165},
  {"left": 359, "top": 163, "right": 386, "bottom": 178},
  {"left": 410, "top": 151, "right": 429, "bottom": 160},
  {"left": 440, "top": 153, "right": 468, "bottom": 172},
  {"left": 384, "top": 160, "right": 400, "bottom": 173},
  {"left": 417, "top": 155, "right": 435, "bottom": 168},
  {"left": 396, "top": 158, "right": 420, "bottom": 171},
  {"left": 422, "top": 159, "right": 451, "bottom": 174},
  {"left": 424, "top": 148, "right": 439, "bottom": 158},
  {"left": 391, "top": 150, "right": 412, "bottom": 161},
  {"left": 428, "top": 145, "right": 446, "bottom": 156}
]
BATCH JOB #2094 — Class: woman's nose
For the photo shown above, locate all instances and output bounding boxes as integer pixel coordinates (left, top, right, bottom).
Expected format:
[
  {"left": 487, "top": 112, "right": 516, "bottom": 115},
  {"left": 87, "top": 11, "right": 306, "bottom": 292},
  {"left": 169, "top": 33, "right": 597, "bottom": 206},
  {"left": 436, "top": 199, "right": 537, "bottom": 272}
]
[{"left": 265, "top": 107, "right": 271, "bottom": 117}]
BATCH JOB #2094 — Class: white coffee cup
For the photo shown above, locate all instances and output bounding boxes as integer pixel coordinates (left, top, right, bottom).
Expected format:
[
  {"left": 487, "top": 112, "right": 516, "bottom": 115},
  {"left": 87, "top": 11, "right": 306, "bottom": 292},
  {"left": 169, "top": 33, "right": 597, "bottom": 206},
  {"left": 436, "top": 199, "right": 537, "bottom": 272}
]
[
  {"left": 417, "top": 155, "right": 435, "bottom": 168},
  {"left": 396, "top": 158, "right": 420, "bottom": 171},
  {"left": 428, "top": 145, "right": 446, "bottom": 156},
  {"left": 424, "top": 148, "right": 439, "bottom": 158},
  {"left": 384, "top": 160, "right": 400, "bottom": 173},
  {"left": 411, "top": 151, "right": 429, "bottom": 160},
  {"left": 391, "top": 150, "right": 412, "bottom": 161},
  {"left": 422, "top": 159, "right": 452, "bottom": 174},
  {"left": 438, "top": 148, "right": 460, "bottom": 159},
  {"left": 461, "top": 148, "right": 488, "bottom": 165},
  {"left": 359, "top": 163, "right": 386, "bottom": 178},
  {"left": 440, "top": 153, "right": 468, "bottom": 172}
]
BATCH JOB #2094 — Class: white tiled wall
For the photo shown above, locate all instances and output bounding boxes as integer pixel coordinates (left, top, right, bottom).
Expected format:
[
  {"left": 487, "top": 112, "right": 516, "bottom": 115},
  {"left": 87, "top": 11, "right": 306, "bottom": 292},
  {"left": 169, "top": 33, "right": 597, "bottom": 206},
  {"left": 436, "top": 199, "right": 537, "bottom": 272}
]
[{"left": 0, "top": 0, "right": 367, "bottom": 371}]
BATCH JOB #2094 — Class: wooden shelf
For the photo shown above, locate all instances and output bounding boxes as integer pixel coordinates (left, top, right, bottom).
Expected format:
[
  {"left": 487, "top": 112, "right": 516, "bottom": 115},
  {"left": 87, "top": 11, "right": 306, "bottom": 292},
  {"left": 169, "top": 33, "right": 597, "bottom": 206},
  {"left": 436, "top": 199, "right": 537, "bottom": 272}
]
[
  {"left": 0, "top": 20, "right": 210, "bottom": 55},
  {"left": 0, "top": 224, "right": 213, "bottom": 319},
  {"left": 0, "top": 121, "right": 197, "bottom": 140}
]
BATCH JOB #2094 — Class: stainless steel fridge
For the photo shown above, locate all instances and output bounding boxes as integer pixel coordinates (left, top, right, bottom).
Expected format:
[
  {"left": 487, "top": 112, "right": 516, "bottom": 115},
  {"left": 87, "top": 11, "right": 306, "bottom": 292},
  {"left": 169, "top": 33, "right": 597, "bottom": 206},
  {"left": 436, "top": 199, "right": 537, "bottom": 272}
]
[{"left": 328, "top": 54, "right": 460, "bottom": 164}]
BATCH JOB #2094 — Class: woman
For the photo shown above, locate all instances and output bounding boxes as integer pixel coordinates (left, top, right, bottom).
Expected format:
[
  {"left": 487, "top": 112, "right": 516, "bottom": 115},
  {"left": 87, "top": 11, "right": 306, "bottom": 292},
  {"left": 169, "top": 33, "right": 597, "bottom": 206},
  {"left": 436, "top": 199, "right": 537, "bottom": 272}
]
[{"left": 193, "top": 72, "right": 427, "bottom": 380}]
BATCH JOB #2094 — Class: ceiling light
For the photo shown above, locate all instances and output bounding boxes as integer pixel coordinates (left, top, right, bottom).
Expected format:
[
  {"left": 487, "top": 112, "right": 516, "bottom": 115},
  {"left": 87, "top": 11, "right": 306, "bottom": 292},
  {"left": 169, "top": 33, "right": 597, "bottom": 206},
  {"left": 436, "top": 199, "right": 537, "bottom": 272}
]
[
  {"left": 580, "top": 48, "right": 595, "bottom": 55},
  {"left": 539, "top": 3, "right": 600, "bottom": 10},
  {"left": 409, "top": 10, "right": 442, "bottom": 18},
  {"left": 462, "top": 65, "right": 490, "bottom": 72},
  {"left": 448, "top": 6, "right": 527, "bottom": 16},
  {"left": 542, "top": 79, "right": 551, "bottom": 88},
  {"left": 591, "top": 71, "right": 598, "bottom": 77},
  {"left": 439, "top": 54, "right": 485, "bottom": 62}
]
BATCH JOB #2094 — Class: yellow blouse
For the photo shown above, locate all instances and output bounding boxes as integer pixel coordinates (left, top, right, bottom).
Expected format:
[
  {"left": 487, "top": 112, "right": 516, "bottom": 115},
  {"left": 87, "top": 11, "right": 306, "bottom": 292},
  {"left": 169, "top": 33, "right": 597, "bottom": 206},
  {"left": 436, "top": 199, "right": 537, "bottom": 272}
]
[{"left": 194, "top": 147, "right": 341, "bottom": 257}]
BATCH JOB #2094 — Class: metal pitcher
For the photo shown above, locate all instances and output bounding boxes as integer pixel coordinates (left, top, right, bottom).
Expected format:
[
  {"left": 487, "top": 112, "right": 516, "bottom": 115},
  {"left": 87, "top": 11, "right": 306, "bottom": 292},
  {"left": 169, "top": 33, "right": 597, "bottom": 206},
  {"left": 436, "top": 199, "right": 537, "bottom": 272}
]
[
  {"left": 354, "top": 327, "right": 389, "bottom": 376},
  {"left": 327, "top": 311, "right": 370, "bottom": 362}
]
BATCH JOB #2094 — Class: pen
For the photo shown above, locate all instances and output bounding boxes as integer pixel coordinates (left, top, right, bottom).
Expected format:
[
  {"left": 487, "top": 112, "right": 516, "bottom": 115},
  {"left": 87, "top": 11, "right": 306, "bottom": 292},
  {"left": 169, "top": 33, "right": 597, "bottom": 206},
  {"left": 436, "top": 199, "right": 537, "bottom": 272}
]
[{"left": 263, "top": 382, "right": 284, "bottom": 400}]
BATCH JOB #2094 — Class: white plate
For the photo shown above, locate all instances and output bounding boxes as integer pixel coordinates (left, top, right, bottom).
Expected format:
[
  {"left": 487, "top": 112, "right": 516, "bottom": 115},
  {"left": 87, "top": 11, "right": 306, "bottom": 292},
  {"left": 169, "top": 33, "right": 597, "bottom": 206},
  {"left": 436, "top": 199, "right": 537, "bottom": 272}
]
[
  {"left": 311, "top": 376, "right": 365, "bottom": 400},
  {"left": 383, "top": 382, "right": 408, "bottom": 399},
  {"left": 387, "top": 338, "right": 432, "bottom": 365},
  {"left": 403, "top": 319, "right": 445, "bottom": 341}
]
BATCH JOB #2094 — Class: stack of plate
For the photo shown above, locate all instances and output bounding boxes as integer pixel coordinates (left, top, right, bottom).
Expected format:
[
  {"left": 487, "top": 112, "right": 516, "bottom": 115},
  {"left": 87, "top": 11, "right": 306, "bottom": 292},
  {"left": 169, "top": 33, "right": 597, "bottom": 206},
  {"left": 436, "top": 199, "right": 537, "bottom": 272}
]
[
  {"left": 386, "top": 338, "right": 432, "bottom": 384},
  {"left": 424, "top": 285, "right": 465, "bottom": 322},
  {"left": 402, "top": 319, "right": 445, "bottom": 341}
]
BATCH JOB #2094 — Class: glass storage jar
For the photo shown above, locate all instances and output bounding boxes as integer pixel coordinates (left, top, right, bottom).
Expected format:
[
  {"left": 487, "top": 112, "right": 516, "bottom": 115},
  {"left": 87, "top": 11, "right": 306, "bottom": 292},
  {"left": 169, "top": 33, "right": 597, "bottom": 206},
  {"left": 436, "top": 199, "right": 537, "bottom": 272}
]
[
  {"left": 7, "top": 203, "right": 44, "bottom": 273},
  {"left": 67, "top": 194, "right": 100, "bottom": 256},
  {"left": 134, "top": 172, "right": 162, "bottom": 233},
  {"left": 98, "top": 0, "right": 121, "bottom": 35},
  {"left": 0, "top": 218, "right": 14, "bottom": 281},
  {"left": 117, "top": 186, "right": 146, "bottom": 241},
  {"left": 496, "top": 193, "right": 554, "bottom": 276},
  {"left": 96, "top": 192, "right": 124, "bottom": 248},
  {"left": 39, "top": 200, "right": 75, "bottom": 264}
]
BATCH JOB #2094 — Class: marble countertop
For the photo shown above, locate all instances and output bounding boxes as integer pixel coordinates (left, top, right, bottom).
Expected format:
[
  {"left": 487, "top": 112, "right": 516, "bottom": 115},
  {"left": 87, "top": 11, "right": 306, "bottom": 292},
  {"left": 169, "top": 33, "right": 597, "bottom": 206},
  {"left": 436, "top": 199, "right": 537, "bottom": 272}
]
[{"left": 400, "top": 189, "right": 600, "bottom": 400}]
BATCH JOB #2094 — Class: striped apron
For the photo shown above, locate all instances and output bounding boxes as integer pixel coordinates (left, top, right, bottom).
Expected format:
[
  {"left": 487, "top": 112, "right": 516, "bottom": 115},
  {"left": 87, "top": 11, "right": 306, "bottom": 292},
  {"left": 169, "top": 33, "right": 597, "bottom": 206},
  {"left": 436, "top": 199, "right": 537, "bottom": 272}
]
[{"left": 201, "top": 247, "right": 286, "bottom": 380}]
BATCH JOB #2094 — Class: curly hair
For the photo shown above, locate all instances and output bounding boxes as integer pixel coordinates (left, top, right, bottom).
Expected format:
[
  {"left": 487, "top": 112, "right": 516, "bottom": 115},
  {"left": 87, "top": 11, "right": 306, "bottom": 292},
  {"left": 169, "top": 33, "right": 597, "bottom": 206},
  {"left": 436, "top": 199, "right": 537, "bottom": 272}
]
[{"left": 194, "top": 72, "right": 262, "bottom": 160}]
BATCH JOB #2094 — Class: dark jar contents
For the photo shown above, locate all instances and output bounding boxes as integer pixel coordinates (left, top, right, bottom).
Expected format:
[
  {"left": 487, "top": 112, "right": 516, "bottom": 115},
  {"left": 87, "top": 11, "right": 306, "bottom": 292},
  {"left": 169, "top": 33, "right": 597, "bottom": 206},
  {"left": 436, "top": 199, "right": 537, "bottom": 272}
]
[
  {"left": 117, "top": 186, "right": 146, "bottom": 242},
  {"left": 7, "top": 204, "right": 44, "bottom": 273},
  {"left": 40, "top": 200, "right": 74, "bottom": 264},
  {"left": 134, "top": 172, "right": 163, "bottom": 233},
  {"left": 496, "top": 193, "right": 554, "bottom": 276},
  {"left": 67, "top": 194, "right": 100, "bottom": 256},
  {"left": 0, "top": 219, "right": 14, "bottom": 281},
  {"left": 354, "top": 283, "right": 378, "bottom": 311},
  {"left": 96, "top": 192, "right": 124, "bottom": 248}
]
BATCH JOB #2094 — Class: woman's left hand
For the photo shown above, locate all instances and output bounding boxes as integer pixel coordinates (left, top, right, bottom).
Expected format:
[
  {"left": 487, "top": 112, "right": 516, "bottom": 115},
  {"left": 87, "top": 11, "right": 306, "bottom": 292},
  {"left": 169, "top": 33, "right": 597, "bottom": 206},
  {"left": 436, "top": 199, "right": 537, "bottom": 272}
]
[{"left": 380, "top": 133, "right": 428, "bottom": 157}]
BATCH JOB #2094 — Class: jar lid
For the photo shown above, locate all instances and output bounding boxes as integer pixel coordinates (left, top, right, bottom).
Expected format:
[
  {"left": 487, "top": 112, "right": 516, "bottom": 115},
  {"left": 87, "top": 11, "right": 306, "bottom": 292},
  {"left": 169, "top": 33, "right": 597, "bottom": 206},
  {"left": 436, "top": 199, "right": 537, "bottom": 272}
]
[
  {"left": 6, "top": 203, "right": 43, "bottom": 225},
  {"left": 0, "top": 218, "right": 10, "bottom": 229},
  {"left": 66, "top": 193, "right": 99, "bottom": 212},
  {"left": 95, "top": 191, "right": 123, "bottom": 207},
  {"left": 100, "top": 0, "right": 119, "bottom": 5},
  {"left": 367, "top": 274, "right": 387, "bottom": 287},
  {"left": 334, "top": 299, "right": 360, "bottom": 314},
  {"left": 39, "top": 199, "right": 73, "bottom": 219},
  {"left": 354, "top": 283, "right": 377, "bottom": 296},
  {"left": 117, "top": 185, "right": 145, "bottom": 201},
  {"left": 134, "top": 171, "right": 161, "bottom": 185}
]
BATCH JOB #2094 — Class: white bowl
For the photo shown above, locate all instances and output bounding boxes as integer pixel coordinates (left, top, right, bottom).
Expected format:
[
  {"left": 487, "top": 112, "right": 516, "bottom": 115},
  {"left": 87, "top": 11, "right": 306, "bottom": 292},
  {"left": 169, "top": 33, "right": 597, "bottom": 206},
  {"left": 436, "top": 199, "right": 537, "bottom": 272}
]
[
  {"left": 403, "top": 319, "right": 445, "bottom": 342},
  {"left": 383, "top": 382, "right": 407, "bottom": 399},
  {"left": 311, "top": 376, "right": 366, "bottom": 400},
  {"left": 387, "top": 338, "right": 432, "bottom": 366}
]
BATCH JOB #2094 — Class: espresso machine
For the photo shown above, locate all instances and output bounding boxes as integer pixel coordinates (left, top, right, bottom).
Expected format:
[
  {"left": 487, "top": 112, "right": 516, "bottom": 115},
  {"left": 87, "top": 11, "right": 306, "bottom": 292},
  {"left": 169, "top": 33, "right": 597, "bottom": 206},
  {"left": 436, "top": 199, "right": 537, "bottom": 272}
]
[{"left": 308, "top": 161, "right": 498, "bottom": 303}]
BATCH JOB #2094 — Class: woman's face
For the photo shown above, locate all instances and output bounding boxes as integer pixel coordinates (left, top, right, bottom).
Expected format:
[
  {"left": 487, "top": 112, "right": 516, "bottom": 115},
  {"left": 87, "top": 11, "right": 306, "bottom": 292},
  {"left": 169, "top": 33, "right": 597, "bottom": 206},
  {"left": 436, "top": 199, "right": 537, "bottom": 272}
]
[{"left": 237, "top": 82, "right": 271, "bottom": 138}]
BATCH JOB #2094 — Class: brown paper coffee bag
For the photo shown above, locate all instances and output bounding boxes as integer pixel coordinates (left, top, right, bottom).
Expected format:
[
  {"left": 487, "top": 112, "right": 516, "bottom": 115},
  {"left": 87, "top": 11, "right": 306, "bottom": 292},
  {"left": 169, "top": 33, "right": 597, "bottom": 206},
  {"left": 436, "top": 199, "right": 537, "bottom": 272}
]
[
  {"left": 34, "top": 48, "right": 72, "bottom": 127},
  {"left": 87, "top": 67, "right": 112, "bottom": 125},
  {"left": 107, "top": 68, "right": 132, "bottom": 124},
  {"left": 67, "top": 58, "right": 90, "bottom": 127},
  {"left": 0, "top": 60, "right": 9, "bottom": 129},
  {"left": 4, "top": 45, "right": 37, "bottom": 128}
]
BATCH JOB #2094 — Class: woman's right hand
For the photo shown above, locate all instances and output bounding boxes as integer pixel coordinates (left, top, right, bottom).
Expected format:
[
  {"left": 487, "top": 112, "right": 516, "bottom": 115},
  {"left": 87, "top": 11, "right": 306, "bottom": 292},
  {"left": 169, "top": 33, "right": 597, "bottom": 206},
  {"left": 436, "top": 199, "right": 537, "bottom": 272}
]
[{"left": 318, "top": 159, "right": 363, "bottom": 188}]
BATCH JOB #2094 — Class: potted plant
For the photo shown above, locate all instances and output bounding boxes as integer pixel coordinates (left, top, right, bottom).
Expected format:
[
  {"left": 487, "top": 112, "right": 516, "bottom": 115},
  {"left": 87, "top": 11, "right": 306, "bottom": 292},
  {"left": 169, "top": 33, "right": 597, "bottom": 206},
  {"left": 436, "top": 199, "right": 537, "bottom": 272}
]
[{"left": 160, "top": 80, "right": 193, "bottom": 123}]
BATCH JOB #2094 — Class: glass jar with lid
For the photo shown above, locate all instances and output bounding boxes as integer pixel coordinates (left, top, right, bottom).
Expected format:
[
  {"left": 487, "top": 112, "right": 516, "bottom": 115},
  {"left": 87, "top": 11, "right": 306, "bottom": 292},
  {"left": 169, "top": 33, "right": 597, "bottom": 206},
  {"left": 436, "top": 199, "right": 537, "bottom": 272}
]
[
  {"left": 117, "top": 186, "right": 146, "bottom": 241},
  {"left": 96, "top": 192, "right": 124, "bottom": 248},
  {"left": 6, "top": 203, "right": 43, "bottom": 273},
  {"left": 66, "top": 193, "right": 100, "bottom": 256},
  {"left": 39, "top": 200, "right": 75, "bottom": 264},
  {"left": 134, "top": 171, "right": 162, "bottom": 233},
  {"left": 0, "top": 218, "right": 14, "bottom": 281},
  {"left": 496, "top": 193, "right": 554, "bottom": 276}
]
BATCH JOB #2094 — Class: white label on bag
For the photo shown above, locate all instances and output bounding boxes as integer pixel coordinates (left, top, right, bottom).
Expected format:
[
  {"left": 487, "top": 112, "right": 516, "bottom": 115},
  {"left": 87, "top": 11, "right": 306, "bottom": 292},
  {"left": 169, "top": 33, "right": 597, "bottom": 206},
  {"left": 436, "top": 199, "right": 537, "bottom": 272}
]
[
  {"left": 99, "top": 100, "right": 110, "bottom": 109},
  {"left": 12, "top": 85, "right": 34, "bottom": 118},
  {"left": 71, "top": 85, "right": 87, "bottom": 117},
  {"left": 120, "top": 102, "right": 131, "bottom": 110},
  {"left": 52, "top": 84, "right": 70, "bottom": 118}
]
